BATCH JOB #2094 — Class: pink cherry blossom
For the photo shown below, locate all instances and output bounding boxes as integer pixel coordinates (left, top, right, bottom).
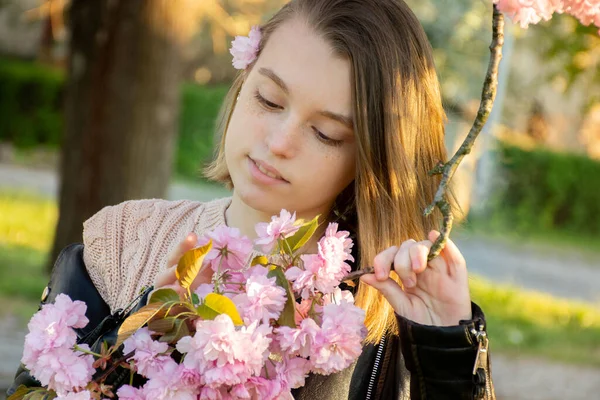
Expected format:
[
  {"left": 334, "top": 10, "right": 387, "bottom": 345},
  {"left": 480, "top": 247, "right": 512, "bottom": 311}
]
[
  {"left": 230, "top": 26, "right": 262, "bottom": 69},
  {"left": 233, "top": 267, "right": 287, "bottom": 324},
  {"left": 323, "top": 287, "right": 356, "bottom": 306},
  {"left": 203, "top": 226, "right": 253, "bottom": 272},
  {"left": 194, "top": 283, "right": 215, "bottom": 301},
  {"left": 243, "top": 376, "right": 290, "bottom": 400},
  {"left": 30, "top": 345, "right": 95, "bottom": 396},
  {"left": 198, "top": 386, "right": 228, "bottom": 400},
  {"left": 318, "top": 223, "right": 354, "bottom": 264},
  {"left": 286, "top": 253, "right": 346, "bottom": 299},
  {"left": 122, "top": 327, "right": 171, "bottom": 378},
  {"left": 255, "top": 209, "right": 300, "bottom": 253},
  {"left": 55, "top": 390, "right": 92, "bottom": 400},
  {"left": 494, "top": 0, "right": 600, "bottom": 32},
  {"left": 117, "top": 385, "right": 146, "bottom": 400},
  {"left": 275, "top": 318, "right": 320, "bottom": 358},
  {"left": 23, "top": 294, "right": 89, "bottom": 363},
  {"left": 311, "top": 302, "right": 367, "bottom": 374},
  {"left": 277, "top": 357, "right": 311, "bottom": 389},
  {"left": 294, "top": 298, "right": 313, "bottom": 324},
  {"left": 53, "top": 294, "right": 89, "bottom": 328},
  {"left": 142, "top": 359, "right": 199, "bottom": 400},
  {"left": 176, "top": 315, "right": 271, "bottom": 387}
]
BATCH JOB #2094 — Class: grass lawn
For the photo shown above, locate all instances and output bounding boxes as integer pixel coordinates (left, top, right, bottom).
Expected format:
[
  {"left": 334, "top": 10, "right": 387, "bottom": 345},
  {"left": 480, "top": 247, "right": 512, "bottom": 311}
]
[{"left": 1, "top": 189, "right": 599, "bottom": 366}]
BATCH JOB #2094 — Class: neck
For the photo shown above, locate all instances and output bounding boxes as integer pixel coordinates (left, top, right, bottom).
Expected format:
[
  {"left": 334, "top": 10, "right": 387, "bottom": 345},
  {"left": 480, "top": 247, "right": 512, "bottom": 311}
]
[{"left": 225, "top": 192, "right": 331, "bottom": 253}]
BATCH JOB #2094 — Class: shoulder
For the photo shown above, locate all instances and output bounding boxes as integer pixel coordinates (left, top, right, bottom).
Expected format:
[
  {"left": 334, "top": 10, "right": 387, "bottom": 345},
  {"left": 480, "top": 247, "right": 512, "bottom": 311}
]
[{"left": 81, "top": 198, "right": 230, "bottom": 311}]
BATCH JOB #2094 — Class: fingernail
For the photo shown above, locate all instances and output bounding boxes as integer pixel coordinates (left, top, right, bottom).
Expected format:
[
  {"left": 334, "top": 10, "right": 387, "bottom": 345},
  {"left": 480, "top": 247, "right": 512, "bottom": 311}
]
[{"left": 404, "top": 278, "right": 415, "bottom": 288}]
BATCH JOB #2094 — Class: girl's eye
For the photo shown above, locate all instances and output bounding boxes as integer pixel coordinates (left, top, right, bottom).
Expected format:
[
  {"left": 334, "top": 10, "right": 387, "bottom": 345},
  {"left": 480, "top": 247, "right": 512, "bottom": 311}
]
[
  {"left": 255, "top": 91, "right": 282, "bottom": 110},
  {"left": 313, "top": 127, "right": 343, "bottom": 147}
]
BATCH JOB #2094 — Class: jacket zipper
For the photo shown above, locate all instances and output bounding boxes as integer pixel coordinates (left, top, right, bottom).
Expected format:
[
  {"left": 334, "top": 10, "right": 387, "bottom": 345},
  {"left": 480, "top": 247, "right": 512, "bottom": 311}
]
[
  {"left": 365, "top": 332, "right": 386, "bottom": 400},
  {"left": 471, "top": 323, "right": 491, "bottom": 399}
]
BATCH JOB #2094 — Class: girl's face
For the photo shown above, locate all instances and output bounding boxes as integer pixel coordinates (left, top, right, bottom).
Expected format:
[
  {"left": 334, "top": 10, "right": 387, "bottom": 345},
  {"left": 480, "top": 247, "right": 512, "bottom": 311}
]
[{"left": 225, "top": 18, "right": 356, "bottom": 219}]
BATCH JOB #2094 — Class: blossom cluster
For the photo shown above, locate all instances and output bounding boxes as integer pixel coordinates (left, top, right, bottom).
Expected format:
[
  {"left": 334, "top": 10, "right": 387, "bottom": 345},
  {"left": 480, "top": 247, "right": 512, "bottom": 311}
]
[
  {"left": 21, "top": 294, "right": 95, "bottom": 398},
  {"left": 494, "top": 0, "right": 600, "bottom": 32},
  {"left": 19, "top": 210, "right": 367, "bottom": 400}
]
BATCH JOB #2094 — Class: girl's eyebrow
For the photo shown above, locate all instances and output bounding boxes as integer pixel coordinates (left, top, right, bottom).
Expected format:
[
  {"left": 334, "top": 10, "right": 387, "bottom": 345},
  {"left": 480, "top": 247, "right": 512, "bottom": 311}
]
[{"left": 258, "top": 67, "right": 354, "bottom": 129}]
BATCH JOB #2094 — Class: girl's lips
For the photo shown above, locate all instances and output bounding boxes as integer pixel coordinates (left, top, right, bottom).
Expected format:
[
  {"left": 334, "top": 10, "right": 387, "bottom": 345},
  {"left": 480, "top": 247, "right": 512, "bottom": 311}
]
[{"left": 247, "top": 157, "right": 289, "bottom": 184}]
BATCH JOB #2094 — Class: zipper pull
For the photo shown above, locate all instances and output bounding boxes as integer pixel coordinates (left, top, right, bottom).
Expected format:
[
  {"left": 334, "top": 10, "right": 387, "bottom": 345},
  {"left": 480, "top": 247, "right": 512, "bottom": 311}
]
[{"left": 471, "top": 324, "right": 489, "bottom": 375}]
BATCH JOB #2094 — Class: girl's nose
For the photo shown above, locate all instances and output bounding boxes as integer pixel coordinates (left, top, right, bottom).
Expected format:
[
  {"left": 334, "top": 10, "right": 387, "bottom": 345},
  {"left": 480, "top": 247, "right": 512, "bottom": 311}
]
[{"left": 266, "top": 121, "right": 299, "bottom": 159}]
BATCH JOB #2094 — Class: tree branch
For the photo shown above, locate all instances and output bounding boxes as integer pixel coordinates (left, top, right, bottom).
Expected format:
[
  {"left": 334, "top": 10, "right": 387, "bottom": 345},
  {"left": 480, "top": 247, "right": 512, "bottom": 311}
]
[
  {"left": 425, "top": 4, "right": 505, "bottom": 261},
  {"left": 343, "top": 5, "right": 505, "bottom": 283}
]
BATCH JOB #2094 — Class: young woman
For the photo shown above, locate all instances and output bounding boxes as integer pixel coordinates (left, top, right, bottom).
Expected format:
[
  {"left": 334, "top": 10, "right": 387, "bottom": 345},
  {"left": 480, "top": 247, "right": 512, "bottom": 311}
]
[{"left": 11, "top": 0, "right": 495, "bottom": 398}]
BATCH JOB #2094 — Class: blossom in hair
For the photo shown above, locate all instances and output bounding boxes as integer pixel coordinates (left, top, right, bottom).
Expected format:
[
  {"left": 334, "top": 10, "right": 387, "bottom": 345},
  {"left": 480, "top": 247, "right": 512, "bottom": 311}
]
[{"left": 230, "top": 25, "right": 262, "bottom": 69}]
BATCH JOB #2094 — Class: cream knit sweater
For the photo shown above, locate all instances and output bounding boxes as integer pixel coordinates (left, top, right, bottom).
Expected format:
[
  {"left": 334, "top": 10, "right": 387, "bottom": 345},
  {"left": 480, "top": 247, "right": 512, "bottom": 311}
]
[{"left": 82, "top": 197, "right": 232, "bottom": 313}]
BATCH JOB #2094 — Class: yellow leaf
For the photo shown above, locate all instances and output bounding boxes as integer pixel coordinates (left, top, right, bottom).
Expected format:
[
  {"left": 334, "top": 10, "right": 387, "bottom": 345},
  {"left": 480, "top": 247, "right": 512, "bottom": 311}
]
[
  {"left": 176, "top": 241, "right": 212, "bottom": 291},
  {"left": 251, "top": 255, "right": 269, "bottom": 266},
  {"left": 116, "top": 302, "right": 168, "bottom": 348},
  {"left": 197, "top": 293, "right": 244, "bottom": 325}
]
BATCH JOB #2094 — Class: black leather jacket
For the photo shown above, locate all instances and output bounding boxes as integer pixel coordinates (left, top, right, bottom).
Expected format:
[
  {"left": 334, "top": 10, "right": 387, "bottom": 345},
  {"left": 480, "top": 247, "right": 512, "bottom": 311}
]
[{"left": 8, "top": 243, "right": 495, "bottom": 399}]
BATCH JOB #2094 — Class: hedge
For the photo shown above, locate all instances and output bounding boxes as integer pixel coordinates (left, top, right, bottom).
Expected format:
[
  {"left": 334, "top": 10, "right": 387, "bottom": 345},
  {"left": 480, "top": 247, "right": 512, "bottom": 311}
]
[
  {"left": 0, "top": 57, "right": 227, "bottom": 180},
  {"left": 487, "top": 142, "right": 600, "bottom": 236},
  {"left": 0, "top": 58, "right": 64, "bottom": 148}
]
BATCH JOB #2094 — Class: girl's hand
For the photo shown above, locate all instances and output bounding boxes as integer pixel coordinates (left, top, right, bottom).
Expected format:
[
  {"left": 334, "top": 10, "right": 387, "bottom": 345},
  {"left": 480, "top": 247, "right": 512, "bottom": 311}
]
[
  {"left": 360, "top": 230, "right": 472, "bottom": 326},
  {"left": 153, "top": 233, "right": 213, "bottom": 296}
]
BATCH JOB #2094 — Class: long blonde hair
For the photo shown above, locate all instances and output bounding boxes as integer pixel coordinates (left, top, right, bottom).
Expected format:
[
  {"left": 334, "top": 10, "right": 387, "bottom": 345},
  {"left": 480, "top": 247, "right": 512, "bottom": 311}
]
[{"left": 206, "top": 0, "right": 452, "bottom": 344}]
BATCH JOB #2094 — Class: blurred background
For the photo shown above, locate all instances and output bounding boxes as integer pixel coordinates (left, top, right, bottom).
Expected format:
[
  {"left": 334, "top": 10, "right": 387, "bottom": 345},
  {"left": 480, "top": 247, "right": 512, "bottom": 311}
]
[{"left": 0, "top": 1, "right": 599, "bottom": 398}]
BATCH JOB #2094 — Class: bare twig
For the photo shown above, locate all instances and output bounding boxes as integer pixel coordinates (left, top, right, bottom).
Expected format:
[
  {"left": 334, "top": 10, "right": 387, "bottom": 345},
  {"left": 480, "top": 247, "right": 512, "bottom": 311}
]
[
  {"left": 342, "top": 6, "right": 505, "bottom": 282},
  {"left": 425, "top": 5, "right": 505, "bottom": 261}
]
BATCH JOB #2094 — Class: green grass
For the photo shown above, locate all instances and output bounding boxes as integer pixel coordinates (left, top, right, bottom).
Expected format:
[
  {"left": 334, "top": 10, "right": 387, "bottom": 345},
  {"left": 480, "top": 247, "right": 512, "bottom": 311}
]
[
  {"left": 1, "top": 189, "right": 600, "bottom": 366},
  {"left": 470, "top": 276, "right": 600, "bottom": 367}
]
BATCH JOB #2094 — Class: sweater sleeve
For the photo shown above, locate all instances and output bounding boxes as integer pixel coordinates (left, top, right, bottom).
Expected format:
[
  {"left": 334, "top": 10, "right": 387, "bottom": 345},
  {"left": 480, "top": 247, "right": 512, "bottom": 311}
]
[{"left": 82, "top": 199, "right": 206, "bottom": 313}]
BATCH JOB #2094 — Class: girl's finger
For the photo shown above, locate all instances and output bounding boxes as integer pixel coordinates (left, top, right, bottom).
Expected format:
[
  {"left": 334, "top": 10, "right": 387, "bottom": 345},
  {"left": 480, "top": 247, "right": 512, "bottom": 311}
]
[
  {"left": 427, "top": 230, "right": 466, "bottom": 276},
  {"left": 373, "top": 246, "right": 399, "bottom": 281},
  {"left": 360, "top": 274, "right": 411, "bottom": 317},
  {"left": 167, "top": 233, "right": 198, "bottom": 267},
  {"left": 392, "top": 240, "right": 416, "bottom": 288},
  {"left": 408, "top": 240, "right": 432, "bottom": 274}
]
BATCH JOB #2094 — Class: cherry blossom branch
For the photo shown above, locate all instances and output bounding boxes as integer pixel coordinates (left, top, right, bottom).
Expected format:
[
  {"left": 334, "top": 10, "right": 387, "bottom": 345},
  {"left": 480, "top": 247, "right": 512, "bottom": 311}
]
[
  {"left": 425, "top": 4, "right": 504, "bottom": 261},
  {"left": 343, "top": 5, "right": 505, "bottom": 282}
]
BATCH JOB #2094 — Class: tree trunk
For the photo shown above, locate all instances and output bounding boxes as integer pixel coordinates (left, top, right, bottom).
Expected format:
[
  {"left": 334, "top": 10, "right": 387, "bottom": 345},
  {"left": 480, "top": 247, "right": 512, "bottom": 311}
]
[{"left": 49, "top": 0, "right": 188, "bottom": 270}]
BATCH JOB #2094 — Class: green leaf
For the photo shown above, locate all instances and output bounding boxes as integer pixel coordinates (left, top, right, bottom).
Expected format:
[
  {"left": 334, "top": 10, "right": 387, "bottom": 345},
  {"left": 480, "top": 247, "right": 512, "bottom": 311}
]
[
  {"left": 267, "top": 266, "right": 296, "bottom": 328},
  {"left": 147, "top": 317, "right": 177, "bottom": 333},
  {"left": 7, "top": 385, "right": 40, "bottom": 400},
  {"left": 116, "top": 302, "right": 169, "bottom": 348},
  {"left": 160, "top": 318, "right": 191, "bottom": 343},
  {"left": 196, "top": 293, "right": 244, "bottom": 325},
  {"left": 283, "top": 215, "right": 320, "bottom": 254},
  {"left": 149, "top": 288, "right": 180, "bottom": 304},
  {"left": 191, "top": 293, "right": 200, "bottom": 306},
  {"left": 176, "top": 241, "right": 212, "bottom": 291}
]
